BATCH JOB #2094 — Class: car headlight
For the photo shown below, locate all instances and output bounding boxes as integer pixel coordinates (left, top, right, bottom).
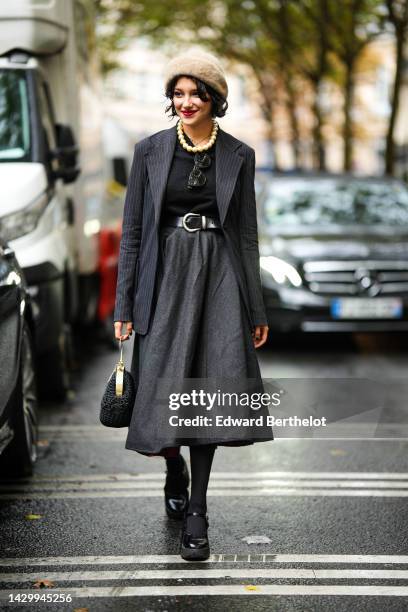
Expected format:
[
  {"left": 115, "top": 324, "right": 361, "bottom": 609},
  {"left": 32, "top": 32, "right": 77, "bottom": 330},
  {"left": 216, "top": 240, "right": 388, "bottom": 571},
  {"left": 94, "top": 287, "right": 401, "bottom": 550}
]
[
  {"left": 0, "top": 270, "right": 22, "bottom": 287},
  {"left": 260, "top": 256, "right": 302, "bottom": 287},
  {"left": 0, "top": 192, "right": 48, "bottom": 242}
]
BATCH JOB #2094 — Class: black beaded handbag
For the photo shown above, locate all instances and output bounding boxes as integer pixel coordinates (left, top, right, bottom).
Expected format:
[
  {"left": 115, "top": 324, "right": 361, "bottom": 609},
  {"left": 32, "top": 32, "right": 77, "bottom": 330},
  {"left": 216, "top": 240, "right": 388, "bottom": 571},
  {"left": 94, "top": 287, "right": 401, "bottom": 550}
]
[{"left": 100, "top": 340, "right": 136, "bottom": 428}]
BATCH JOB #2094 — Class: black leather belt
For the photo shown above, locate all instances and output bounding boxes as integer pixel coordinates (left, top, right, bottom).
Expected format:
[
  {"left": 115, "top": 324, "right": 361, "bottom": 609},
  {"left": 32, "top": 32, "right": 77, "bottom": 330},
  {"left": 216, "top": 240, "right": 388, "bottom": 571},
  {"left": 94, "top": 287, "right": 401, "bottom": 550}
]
[{"left": 162, "top": 212, "right": 222, "bottom": 232}]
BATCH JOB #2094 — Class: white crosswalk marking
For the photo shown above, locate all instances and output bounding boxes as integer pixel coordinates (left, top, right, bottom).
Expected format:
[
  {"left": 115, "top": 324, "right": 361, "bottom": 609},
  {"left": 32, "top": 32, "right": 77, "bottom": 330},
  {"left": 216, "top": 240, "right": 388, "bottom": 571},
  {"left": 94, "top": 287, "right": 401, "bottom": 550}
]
[
  {"left": 2, "top": 472, "right": 408, "bottom": 499},
  {"left": 35, "top": 424, "right": 408, "bottom": 441},
  {"left": 3, "top": 568, "right": 408, "bottom": 582},
  {"left": 2, "top": 585, "right": 408, "bottom": 598},
  {"left": 2, "top": 553, "right": 408, "bottom": 565},
  {"left": 23, "top": 471, "right": 408, "bottom": 479},
  {"left": 1, "top": 555, "right": 408, "bottom": 600},
  {"left": 3, "top": 479, "right": 408, "bottom": 490},
  {"left": 2, "top": 461, "right": 407, "bottom": 602}
]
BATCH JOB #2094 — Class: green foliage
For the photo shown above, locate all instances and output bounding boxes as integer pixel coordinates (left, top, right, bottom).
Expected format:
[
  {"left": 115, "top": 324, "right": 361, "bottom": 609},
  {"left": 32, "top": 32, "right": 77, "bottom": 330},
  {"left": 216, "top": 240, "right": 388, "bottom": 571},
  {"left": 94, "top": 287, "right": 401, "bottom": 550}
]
[{"left": 93, "top": 0, "right": 408, "bottom": 173}]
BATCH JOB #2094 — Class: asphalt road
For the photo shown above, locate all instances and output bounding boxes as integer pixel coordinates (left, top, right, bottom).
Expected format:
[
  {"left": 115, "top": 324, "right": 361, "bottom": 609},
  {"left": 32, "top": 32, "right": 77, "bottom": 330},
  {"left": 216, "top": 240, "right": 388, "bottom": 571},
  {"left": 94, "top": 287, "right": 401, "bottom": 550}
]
[{"left": 1, "top": 331, "right": 408, "bottom": 611}]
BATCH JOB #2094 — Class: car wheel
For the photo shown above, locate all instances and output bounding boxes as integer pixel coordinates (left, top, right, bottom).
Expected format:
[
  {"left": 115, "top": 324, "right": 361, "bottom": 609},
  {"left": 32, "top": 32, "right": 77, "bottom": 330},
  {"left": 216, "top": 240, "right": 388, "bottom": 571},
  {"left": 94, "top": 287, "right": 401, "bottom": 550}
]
[
  {"left": 0, "top": 322, "right": 38, "bottom": 477},
  {"left": 37, "top": 322, "right": 74, "bottom": 401}
]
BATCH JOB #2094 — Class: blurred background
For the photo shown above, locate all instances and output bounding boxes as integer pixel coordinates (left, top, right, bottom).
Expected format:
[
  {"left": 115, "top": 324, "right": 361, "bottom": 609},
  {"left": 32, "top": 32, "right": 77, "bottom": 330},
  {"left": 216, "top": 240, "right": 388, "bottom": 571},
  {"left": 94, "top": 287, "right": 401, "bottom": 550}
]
[
  {"left": 96, "top": 0, "right": 408, "bottom": 177},
  {"left": 2, "top": 0, "right": 408, "bottom": 474},
  {"left": 2, "top": 4, "right": 408, "bottom": 608}
]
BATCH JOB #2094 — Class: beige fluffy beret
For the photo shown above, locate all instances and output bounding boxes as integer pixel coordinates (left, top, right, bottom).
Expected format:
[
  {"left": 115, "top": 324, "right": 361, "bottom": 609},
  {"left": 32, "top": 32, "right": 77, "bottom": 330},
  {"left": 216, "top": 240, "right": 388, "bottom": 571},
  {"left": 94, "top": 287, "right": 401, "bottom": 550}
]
[{"left": 164, "top": 49, "right": 228, "bottom": 99}]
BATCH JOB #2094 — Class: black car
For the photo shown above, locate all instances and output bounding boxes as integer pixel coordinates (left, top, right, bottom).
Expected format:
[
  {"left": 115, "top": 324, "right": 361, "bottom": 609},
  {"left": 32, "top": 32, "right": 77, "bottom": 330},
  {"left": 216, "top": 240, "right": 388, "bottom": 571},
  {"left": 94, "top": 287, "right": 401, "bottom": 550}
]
[
  {"left": 0, "top": 241, "right": 38, "bottom": 476},
  {"left": 256, "top": 172, "right": 408, "bottom": 333}
]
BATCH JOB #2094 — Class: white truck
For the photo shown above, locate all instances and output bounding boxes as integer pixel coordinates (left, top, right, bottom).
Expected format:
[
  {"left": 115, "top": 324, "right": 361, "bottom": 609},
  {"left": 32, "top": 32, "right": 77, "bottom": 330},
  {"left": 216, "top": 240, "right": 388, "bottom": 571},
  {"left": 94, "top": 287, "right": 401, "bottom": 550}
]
[{"left": 0, "top": 0, "right": 124, "bottom": 398}]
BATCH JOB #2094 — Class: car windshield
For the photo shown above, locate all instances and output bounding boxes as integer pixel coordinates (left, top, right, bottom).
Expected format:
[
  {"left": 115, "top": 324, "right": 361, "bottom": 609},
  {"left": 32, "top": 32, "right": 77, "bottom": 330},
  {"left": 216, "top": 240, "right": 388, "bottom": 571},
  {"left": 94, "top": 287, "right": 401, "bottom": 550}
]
[
  {"left": 0, "top": 69, "right": 31, "bottom": 162},
  {"left": 262, "top": 178, "right": 408, "bottom": 226}
]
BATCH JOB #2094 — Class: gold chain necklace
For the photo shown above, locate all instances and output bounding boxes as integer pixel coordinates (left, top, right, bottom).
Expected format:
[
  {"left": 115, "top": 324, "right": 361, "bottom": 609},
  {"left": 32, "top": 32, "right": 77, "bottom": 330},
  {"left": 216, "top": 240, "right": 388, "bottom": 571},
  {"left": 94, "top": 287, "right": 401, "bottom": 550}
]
[
  {"left": 191, "top": 134, "right": 210, "bottom": 146},
  {"left": 177, "top": 118, "right": 218, "bottom": 153}
]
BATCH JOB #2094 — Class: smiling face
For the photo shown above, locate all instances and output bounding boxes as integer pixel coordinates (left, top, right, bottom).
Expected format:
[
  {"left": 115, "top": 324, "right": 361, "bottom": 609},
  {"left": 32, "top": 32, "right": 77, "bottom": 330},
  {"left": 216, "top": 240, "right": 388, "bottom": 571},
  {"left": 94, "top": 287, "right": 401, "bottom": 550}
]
[{"left": 172, "top": 76, "right": 213, "bottom": 127}]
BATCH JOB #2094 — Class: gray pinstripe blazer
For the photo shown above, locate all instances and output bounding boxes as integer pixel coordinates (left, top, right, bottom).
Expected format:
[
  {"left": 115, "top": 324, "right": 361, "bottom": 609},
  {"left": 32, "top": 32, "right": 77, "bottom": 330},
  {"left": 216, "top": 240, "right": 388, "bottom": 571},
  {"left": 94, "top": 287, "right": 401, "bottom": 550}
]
[{"left": 114, "top": 123, "right": 268, "bottom": 334}]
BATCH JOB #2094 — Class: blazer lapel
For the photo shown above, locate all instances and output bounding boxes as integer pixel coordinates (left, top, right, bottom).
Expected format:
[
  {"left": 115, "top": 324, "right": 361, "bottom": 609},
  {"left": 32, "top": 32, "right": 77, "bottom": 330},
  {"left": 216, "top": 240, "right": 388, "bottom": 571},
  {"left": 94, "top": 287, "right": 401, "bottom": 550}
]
[
  {"left": 145, "top": 123, "right": 243, "bottom": 227},
  {"left": 215, "top": 128, "right": 243, "bottom": 226},
  {"left": 145, "top": 125, "right": 178, "bottom": 227}
]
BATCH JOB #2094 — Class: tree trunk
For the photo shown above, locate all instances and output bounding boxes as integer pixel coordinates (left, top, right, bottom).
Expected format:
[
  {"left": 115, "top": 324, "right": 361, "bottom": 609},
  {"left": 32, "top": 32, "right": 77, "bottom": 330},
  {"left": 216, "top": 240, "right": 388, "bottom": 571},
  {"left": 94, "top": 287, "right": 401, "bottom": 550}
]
[
  {"left": 285, "top": 75, "right": 302, "bottom": 169},
  {"left": 385, "top": 28, "right": 404, "bottom": 176},
  {"left": 343, "top": 61, "right": 355, "bottom": 171},
  {"left": 312, "top": 79, "right": 326, "bottom": 170},
  {"left": 255, "top": 70, "right": 281, "bottom": 170}
]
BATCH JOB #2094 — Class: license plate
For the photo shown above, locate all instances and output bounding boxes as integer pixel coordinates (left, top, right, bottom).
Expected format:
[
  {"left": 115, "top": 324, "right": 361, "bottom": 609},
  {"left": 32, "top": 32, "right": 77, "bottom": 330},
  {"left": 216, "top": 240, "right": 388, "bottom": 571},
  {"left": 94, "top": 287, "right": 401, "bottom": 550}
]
[{"left": 331, "top": 297, "right": 403, "bottom": 319}]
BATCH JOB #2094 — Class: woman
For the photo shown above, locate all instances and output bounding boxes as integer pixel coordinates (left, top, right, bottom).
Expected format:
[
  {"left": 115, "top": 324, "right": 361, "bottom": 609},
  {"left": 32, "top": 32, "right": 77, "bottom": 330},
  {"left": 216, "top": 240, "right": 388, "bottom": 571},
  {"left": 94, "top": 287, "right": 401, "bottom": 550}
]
[{"left": 113, "top": 49, "right": 274, "bottom": 561}]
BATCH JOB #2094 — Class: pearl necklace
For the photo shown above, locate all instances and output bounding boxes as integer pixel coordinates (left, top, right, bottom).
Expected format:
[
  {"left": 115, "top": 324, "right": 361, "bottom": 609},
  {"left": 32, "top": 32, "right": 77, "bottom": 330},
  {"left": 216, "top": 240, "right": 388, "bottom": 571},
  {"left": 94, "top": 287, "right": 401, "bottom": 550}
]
[{"left": 177, "top": 118, "right": 219, "bottom": 153}]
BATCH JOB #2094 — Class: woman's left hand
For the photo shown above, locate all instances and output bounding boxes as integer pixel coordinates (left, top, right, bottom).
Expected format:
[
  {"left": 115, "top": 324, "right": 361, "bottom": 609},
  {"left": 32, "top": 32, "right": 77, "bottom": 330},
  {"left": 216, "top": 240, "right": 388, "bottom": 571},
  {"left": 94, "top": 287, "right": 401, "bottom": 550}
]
[{"left": 252, "top": 325, "right": 269, "bottom": 348}]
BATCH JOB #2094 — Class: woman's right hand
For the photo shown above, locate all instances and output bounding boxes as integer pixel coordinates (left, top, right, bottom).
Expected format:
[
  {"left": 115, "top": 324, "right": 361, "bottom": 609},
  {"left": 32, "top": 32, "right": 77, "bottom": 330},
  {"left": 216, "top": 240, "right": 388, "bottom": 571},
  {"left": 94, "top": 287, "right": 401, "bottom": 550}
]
[{"left": 114, "top": 321, "right": 133, "bottom": 341}]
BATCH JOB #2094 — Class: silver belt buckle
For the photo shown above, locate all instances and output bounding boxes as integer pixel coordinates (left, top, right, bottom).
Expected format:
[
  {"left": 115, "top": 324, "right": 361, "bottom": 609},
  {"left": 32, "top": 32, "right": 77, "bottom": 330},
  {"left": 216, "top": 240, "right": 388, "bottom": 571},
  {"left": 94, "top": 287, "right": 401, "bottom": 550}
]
[{"left": 182, "top": 212, "right": 202, "bottom": 232}]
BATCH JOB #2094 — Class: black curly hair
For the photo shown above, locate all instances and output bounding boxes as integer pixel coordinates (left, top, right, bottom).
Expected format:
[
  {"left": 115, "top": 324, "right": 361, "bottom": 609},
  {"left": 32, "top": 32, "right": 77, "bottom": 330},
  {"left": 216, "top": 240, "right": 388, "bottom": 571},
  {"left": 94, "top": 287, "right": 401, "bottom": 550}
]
[{"left": 164, "top": 74, "right": 228, "bottom": 119}]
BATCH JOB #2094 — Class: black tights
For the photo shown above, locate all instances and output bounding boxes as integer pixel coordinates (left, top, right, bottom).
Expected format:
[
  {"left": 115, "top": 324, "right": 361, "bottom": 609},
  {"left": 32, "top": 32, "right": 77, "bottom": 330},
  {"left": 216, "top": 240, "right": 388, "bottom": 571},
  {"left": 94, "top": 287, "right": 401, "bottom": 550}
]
[
  {"left": 189, "top": 443, "right": 217, "bottom": 513},
  {"left": 166, "top": 444, "right": 217, "bottom": 536}
]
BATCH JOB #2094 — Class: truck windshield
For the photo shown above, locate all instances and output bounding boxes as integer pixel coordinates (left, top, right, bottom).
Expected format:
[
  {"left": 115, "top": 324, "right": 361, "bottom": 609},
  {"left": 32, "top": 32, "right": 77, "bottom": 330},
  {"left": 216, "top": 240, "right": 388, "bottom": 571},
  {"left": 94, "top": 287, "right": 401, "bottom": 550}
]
[{"left": 0, "top": 69, "right": 30, "bottom": 161}]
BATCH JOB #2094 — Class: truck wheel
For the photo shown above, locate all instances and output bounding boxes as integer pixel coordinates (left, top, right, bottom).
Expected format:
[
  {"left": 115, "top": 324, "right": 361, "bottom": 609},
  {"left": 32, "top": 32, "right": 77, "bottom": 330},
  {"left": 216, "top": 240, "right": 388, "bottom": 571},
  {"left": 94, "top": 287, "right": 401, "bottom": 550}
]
[
  {"left": 0, "top": 322, "right": 38, "bottom": 477},
  {"left": 38, "top": 323, "right": 74, "bottom": 401}
]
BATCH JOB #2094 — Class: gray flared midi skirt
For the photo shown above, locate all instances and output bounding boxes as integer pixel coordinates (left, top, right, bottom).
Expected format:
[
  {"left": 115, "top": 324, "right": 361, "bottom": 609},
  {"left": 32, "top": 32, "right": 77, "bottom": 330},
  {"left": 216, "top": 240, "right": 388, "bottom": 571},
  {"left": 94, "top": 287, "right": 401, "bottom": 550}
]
[{"left": 125, "top": 223, "right": 274, "bottom": 458}]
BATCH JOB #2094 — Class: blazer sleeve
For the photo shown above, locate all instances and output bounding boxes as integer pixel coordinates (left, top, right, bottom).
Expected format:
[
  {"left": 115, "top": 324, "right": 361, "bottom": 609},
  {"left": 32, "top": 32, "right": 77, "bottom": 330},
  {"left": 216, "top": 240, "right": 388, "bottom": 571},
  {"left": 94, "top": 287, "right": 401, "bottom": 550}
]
[
  {"left": 239, "top": 146, "right": 268, "bottom": 327},
  {"left": 114, "top": 143, "right": 146, "bottom": 322}
]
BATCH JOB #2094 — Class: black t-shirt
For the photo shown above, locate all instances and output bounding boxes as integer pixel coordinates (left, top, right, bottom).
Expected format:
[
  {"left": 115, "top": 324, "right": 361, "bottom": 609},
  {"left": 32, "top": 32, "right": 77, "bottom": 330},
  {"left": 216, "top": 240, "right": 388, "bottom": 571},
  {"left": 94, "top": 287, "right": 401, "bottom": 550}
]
[{"left": 162, "top": 130, "right": 219, "bottom": 220}]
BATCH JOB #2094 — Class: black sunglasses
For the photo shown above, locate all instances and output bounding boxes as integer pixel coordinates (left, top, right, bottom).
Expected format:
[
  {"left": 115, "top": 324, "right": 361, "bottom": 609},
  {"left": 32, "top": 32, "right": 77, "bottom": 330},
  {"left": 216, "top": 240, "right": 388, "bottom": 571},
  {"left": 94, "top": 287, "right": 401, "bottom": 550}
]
[{"left": 186, "top": 152, "right": 211, "bottom": 190}]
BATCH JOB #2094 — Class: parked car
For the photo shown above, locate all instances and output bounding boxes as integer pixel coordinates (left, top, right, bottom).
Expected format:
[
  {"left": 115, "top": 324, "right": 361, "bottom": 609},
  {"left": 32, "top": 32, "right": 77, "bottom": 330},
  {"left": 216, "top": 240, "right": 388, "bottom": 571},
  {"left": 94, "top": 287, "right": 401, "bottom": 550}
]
[
  {"left": 0, "top": 0, "right": 123, "bottom": 400},
  {"left": 256, "top": 172, "right": 408, "bottom": 333},
  {"left": 0, "top": 240, "right": 38, "bottom": 476}
]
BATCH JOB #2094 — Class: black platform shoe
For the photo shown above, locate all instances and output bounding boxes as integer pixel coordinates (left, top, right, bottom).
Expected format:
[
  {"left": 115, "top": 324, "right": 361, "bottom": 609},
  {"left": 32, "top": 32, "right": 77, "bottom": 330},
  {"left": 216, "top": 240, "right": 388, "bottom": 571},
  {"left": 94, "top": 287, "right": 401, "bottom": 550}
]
[
  {"left": 180, "top": 510, "right": 210, "bottom": 561},
  {"left": 164, "top": 455, "right": 190, "bottom": 520}
]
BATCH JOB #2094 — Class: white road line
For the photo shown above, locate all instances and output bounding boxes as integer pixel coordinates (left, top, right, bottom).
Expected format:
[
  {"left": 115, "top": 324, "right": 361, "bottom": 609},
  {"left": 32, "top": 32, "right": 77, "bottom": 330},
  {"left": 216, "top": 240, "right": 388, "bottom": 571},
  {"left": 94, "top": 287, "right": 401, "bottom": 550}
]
[
  {"left": 38, "top": 429, "right": 408, "bottom": 434},
  {"left": 38, "top": 425, "right": 408, "bottom": 432},
  {"left": 35, "top": 433, "right": 408, "bottom": 442},
  {"left": 6, "top": 471, "right": 408, "bottom": 499},
  {"left": 36, "top": 424, "right": 408, "bottom": 442},
  {"left": 1, "top": 585, "right": 408, "bottom": 598},
  {"left": 15, "top": 472, "right": 408, "bottom": 481},
  {"left": 0, "top": 478, "right": 408, "bottom": 491},
  {"left": 35, "top": 438, "right": 408, "bottom": 441},
  {"left": 35, "top": 435, "right": 408, "bottom": 442},
  {"left": 0, "top": 480, "right": 408, "bottom": 497},
  {"left": 34, "top": 439, "right": 408, "bottom": 443},
  {"left": 3, "top": 568, "right": 408, "bottom": 582},
  {"left": 2, "top": 553, "right": 408, "bottom": 566},
  {"left": 2, "top": 488, "right": 408, "bottom": 500},
  {"left": 36, "top": 431, "right": 408, "bottom": 437}
]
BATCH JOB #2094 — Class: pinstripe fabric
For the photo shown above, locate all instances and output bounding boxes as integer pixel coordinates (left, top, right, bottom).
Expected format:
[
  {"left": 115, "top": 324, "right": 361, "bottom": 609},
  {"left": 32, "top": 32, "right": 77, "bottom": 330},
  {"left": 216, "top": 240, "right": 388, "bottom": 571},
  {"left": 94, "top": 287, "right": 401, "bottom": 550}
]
[
  {"left": 238, "top": 147, "right": 268, "bottom": 326},
  {"left": 114, "top": 124, "right": 268, "bottom": 334},
  {"left": 113, "top": 139, "right": 147, "bottom": 323}
]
